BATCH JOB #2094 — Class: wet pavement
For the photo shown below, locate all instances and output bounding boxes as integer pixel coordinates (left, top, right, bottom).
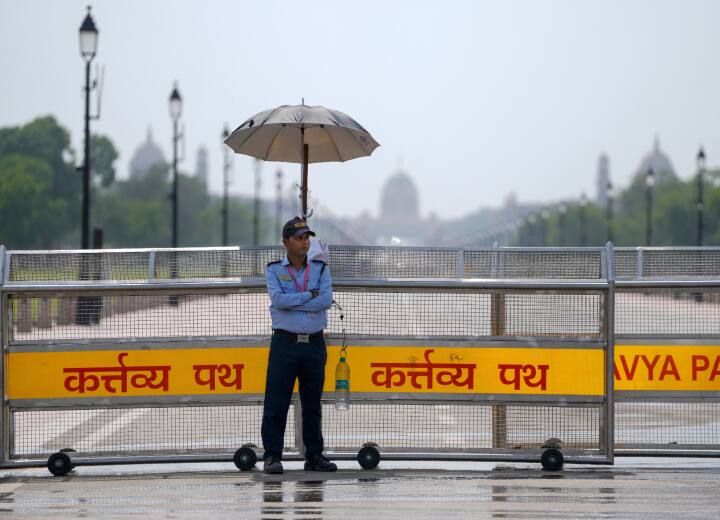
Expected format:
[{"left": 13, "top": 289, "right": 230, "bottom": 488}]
[{"left": 1, "top": 458, "right": 719, "bottom": 519}]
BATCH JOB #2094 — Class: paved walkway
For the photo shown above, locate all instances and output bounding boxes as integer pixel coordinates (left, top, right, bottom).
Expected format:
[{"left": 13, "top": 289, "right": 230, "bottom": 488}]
[{"left": 1, "top": 458, "right": 719, "bottom": 519}]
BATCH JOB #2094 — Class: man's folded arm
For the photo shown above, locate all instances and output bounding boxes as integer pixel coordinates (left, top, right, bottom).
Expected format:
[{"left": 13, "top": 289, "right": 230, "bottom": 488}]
[
  {"left": 292, "top": 265, "right": 333, "bottom": 311},
  {"left": 266, "top": 268, "right": 313, "bottom": 309}
]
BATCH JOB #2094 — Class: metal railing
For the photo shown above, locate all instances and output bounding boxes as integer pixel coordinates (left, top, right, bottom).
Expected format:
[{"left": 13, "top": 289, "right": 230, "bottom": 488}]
[
  {"left": 613, "top": 247, "right": 720, "bottom": 456},
  {"left": 0, "top": 245, "right": 614, "bottom": 473},
  {"left": 1, "top": 244, "right": 719, "bottom": 474}
]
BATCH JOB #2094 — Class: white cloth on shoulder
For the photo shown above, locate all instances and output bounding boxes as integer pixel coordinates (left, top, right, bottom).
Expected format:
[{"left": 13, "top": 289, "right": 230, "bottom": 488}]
[{"left": 308, "top": 236, "right": 330, "bottom": 263}]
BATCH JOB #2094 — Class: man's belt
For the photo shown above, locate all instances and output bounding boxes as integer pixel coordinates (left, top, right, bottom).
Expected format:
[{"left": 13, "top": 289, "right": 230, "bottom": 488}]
[{"left": 272, "top": 329, "right": 324, "bottom": 343}]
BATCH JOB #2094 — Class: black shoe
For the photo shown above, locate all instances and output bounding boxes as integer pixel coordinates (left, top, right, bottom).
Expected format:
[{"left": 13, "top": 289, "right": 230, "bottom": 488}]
[
  {"left": 304, "top": 454, "right": 337, "bottom": 472},
  {"left": 263, "top": 456, "right": 283, "bottom": 474}
]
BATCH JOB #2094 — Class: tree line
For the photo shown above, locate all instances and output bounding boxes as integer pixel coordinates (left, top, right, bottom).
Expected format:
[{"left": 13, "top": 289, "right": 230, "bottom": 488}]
[
  {"left": 513, "top": 168, "right": 720, "bottom": 247},
  {"left": 2, "top": 115, "right": 718, "bottom": 249},
  {"left": 0, "top": 116, "right": 269, "bottom": 249}
]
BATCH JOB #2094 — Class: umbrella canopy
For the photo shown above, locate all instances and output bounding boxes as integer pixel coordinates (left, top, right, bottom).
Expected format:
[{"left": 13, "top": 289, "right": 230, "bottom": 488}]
[
  {"left": 224, "top": 103, "right": 379, "bottom": 216},
  {"left": 224, "top": 104, "right": 379, "bottom": 163}
]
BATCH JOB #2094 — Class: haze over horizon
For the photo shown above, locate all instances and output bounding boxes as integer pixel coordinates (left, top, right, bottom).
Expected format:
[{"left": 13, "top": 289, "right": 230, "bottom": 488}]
[{"left": 2, "top": 0, "right": 719, "bottom": 220}]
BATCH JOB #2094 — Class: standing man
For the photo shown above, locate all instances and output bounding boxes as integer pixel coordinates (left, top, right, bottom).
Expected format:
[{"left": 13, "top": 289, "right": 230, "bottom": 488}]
[{"left": 262, "top": 216, "right": 337, "bottom": 474}]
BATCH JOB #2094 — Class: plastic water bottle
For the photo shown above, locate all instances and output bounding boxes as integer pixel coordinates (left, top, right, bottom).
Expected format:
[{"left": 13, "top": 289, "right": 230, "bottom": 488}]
[{"left": 335, "top": 356, "right": 350, "bottom": 410}]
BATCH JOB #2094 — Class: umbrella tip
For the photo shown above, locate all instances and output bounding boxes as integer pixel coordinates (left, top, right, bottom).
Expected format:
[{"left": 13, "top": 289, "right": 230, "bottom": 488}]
[{"left": 301, "top": 97, "right": 304, "bottom": 106}]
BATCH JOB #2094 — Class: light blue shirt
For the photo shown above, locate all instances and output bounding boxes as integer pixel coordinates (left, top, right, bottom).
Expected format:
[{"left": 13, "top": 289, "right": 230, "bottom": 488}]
[{"left": 265, "top": 256, "right": 333, "bottom": 333}]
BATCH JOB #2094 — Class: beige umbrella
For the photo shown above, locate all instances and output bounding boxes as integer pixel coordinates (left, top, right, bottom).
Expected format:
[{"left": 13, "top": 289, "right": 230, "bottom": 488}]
[{"left": 224, "top": 102, "right": 379, "bottom": 216}]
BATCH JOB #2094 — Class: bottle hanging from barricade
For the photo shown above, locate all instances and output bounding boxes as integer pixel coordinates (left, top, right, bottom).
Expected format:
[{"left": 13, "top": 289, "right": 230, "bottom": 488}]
[{"left": 335, "top": 354, "right": 350, "bottom": 410}]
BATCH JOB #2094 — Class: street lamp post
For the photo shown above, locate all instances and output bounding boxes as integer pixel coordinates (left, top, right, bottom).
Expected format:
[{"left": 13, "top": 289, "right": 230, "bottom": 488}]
[
  {"left": 558, "top": 204, "right": 567, "bottom": 247},
  {"left": 169, "top": 83, "right": 182, "bottom": 248},
  {"left": 697, "top": 147, "right": 706, "bottom": 246},
  {"left": 221, "top": 124, "right": 230, "bottom": 246},
  {"left": 540, "top": 209, "right": 549, "bottom": 246},
  {"left": 253, "top": 159, "right": 262, "bottom": 246},
  {"left": 606, "top": 182, "right": 614, "bottom": 243},
  {"left": 527, "top": 214, "right": 537, "bottom": 246},
  {"left": 579, "top": 192, "right": 588, "bottom": 246},
  {"left": 645, "top": 167, "right": 655, "bottom": 247},
  {"left": 79, "top": 6, "right": 98, "bottom": 249},
  {"left": 275, "top": 169, "right": 283, "bottom": 233},
  {"left": 167, "top": 84, "right": 182, "bottom": 306}
]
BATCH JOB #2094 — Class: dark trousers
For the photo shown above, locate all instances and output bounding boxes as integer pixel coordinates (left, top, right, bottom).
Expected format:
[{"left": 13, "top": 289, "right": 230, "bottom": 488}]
[{"left": 261, "top": 332, "right": 327, "bottom": 460}]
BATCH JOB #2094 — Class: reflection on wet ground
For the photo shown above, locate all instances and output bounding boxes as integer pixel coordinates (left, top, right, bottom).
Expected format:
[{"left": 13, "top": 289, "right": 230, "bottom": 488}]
[{"left": 0, "top": 460, "right": 719, "bottom": 519}]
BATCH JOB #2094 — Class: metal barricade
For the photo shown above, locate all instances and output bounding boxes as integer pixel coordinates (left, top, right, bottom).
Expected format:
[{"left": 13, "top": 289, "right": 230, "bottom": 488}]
[
  {"left": 0, "top": 245, "right": 613, "bottom": 473},
  {"left": 614, "top": 247, "right": 720, "bottom": 456}
]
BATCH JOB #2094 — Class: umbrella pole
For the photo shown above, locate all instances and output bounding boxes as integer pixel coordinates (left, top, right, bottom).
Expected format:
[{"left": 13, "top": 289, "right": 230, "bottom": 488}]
[{"left": 301, "top": 143, "right": 309, "bottom": 217}]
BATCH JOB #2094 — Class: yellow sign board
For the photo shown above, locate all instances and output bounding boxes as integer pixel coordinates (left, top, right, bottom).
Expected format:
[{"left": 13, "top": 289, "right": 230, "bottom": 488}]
[
  {"left": 7, "top": 344, "right": 718, "bottom": 401},
  {"left": 7, "top": 345, "right": 604, "bottom": 400},
  {"left": 614, "top": 345, "right": 720, "bottom": 391}
]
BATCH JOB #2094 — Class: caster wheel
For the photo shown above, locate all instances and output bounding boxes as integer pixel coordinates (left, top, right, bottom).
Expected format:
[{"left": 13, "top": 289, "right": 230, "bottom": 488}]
[
  {"left": 357, "top": 446, "right": 380, "bottom": 470},
  {"left": 540, "top": 448, "right": 564, "bottom": 471},
  {"left": 234, "top": 447, "right": 257, "bottom": 471},
  {"left": 48, "top": 452, "right": 73, "bottom": 476}
]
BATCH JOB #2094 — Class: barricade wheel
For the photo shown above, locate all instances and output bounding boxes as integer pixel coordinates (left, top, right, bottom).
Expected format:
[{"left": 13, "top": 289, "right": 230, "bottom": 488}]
[
  {"left": 357, "top": 446, "right": 380, "bottom": 469},
  {"left": 234, "top": 447, "right": 257, "bottom": 471},
  {"left": 540, "top": 448, "right": 564, "bottom": 471},
  {"left": 48, "top": 452, "right": 73, "bottom": 476}
]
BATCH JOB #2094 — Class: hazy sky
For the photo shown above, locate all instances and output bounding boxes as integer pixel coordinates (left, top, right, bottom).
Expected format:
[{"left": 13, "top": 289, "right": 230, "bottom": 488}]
[{"left": 2, "top": 0, "right": 719, "bottom": 219}]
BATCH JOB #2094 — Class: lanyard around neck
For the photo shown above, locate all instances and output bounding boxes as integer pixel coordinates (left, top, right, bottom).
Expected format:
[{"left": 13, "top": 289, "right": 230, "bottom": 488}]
[{"left": 287, "top": 261, "right": 311, "bottom": 292}]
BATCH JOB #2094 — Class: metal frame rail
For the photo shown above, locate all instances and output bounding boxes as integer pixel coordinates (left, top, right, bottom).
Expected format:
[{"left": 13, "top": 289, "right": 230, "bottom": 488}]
[{"left": 0, "top": 245, "right": 614, "bottom": 474}]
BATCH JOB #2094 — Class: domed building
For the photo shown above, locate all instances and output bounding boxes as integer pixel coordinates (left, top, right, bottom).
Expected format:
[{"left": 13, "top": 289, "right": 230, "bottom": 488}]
[
  {"left": 379, "top": 170, "right": 421, "bottom": 236},
  {"left": 339, "top": 169, "right": 428, "bottom": 245},
  {"left": 366, "top": 170, "right": 425, "bottom": 244},
  {"left": 129, "top": 128, "right": 167, "bottom": 179},
  {"left": 634, "top": 137, "right": 677, "bottom": 183}
]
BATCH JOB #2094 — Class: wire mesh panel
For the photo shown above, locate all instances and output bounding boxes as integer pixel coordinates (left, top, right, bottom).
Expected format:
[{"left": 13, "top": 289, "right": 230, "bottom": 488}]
[
  {"left": 7, "top": 288, "right": 604, "bottom": 344},
  {"left": 8, "top": 292, "right": 272, "bottom": 343},
  {"left": 615, "top": 288, "right": 720, "bottom": 336},
  {"left": 11, "top": 404, "right": 295, "bottom": 458},
  {"left": 615, "top": 247, "right": 720, "bottom": 280},
  {"left": 153, "top": 248, "right": 283, "bottom": 279},
  {"left": 614, "top": 284, "right": 720, "bottom": 453},
  {"left": 327, "top": 247, "right": 461, "bottom": 278},
  {"left": 322, "top": 402, "right": 601, "bottom": 451},
  {"left": 4, "top": 247, "right": 609, "bottom": 283},
  {"left": 463, "top": 249, "right": 603, "bottom": 279},
  {"left": 614, "top": 249, "right": 638, "bottom": 280},
  {"left": 338, "top": 289, "right": 603, "bottom": 338},
  {"left": 8, "top": 251, "right": 151, "bottom": 282},
  {"left": 615, "top": 401, "right": 720, "bottom": 450},
  {"left": 641, "top": 248, "right": 720, "bottom": 279},
  {"left": 1, "top": 248, "right": 612, "bottom": 468}
]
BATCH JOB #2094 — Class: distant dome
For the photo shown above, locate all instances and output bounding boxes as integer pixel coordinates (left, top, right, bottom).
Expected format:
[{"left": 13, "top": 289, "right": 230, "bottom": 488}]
[
  {"left": 129, "top": 128, "right": 167, "bottom": 179},
  {"left": 380, "top": 171, "right": 419, "bottom": 221},
  {"left": 635, "top": 137, "right": 677, "bottom": 182}
]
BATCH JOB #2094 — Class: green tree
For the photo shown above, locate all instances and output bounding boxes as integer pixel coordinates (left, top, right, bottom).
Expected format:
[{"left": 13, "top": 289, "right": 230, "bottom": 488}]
[
  {"left": 0, "top": 154, "right": 62, "bottom": 248},
  {"left": 512, "top": 167, "right": 720, "bottom": 247},
  {"left": 0, "top": 117, "right": 80, "bottom": 248},
  {"left": 91, "top": 134, "right": 119, "bottom": 188},
  {"left": 94, "top": 165, "right": 170, "bottom": 247}
]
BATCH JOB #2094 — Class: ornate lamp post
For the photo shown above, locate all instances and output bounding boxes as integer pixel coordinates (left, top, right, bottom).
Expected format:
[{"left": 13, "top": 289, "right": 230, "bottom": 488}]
[
  {"left": 79, "top": 6, "right": 98, "bottom": 249},
  {"left": 558, "top": 204, "right": 567, "bottom": 247},
  {"left": 645, "top": 167, "right": 655, "bottom": 246},
  {"left": 697, "top": 147, "right": 706, "bottom": 246},
  {"left": 606, "top": 182, "right": 614, "bottom": 243},
  {"left": 275, "top": 169, "right": 283, "bottom": 233},
  {"left": 222, "top": 124, "right": 231, "bottom": 246},
  {"left": 579, "top": 192, "right": 588, "bottom": 246},
  {"left": 540, "top": 209, "right": 550, "bottom": 246},
  {"left": 169, "top": 83, "right": 183, "bottom": 248}
]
